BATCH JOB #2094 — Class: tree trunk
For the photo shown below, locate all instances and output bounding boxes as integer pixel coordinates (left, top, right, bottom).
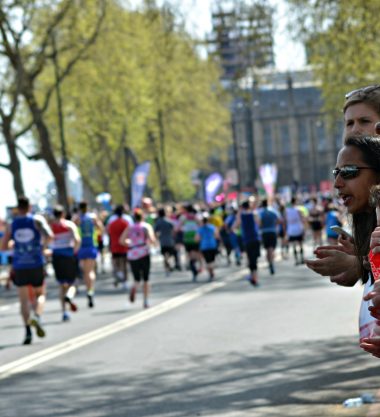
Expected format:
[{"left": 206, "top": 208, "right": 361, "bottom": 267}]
[
  {"left": 2, "top": 116, "right": 25, "bottom": 198},
  {"left": 157, "top": 110, "right": 172, "bottom": 201},
  {"left": 23, "top": 86, "right": 69, "bottom": 210}
]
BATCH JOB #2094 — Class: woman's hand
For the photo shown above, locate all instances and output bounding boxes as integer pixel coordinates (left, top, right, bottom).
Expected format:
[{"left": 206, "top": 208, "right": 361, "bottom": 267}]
[
  {"left": 306, "top": 246, "right": 357, "bottom": 275},
  {"left": 370, "top": 226, "right": 380, "bottom": 253},
  {"left": 337, "top": 235, "right": 355, "bottom": 255},
  {"left": 329, "top": 271, "right": 359, "bottom": 287},
  {"left": 364, "top": 280, "right": 380, "bottom": 312},
  {"left": 360, "top": 336, "right": 380, "bottom": 358}
]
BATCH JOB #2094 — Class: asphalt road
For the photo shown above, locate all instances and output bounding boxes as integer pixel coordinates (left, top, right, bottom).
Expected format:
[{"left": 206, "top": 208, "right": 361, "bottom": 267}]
[{"left": 0, "top": 249, "right": 379, "bottom": 417}]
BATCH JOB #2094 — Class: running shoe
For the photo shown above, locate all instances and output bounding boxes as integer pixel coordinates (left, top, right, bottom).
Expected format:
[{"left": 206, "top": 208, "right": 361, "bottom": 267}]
[
  {"left": 269, "top": 263, "right": 275, "bottom": 275},
  {"left": 62, "top": 311, "right": 70, "bottom": 322},
  {"left": 29, "top": 317, "right": 46, "bottom": 338},
  {"left": 23, "top": 327, "right": 32, "bottom": 345},
  {"left": 87, "top": 294, "right": 94, "bottom": 308},
  {"left": 64, "top": 296, "right": 78, "bottom": 312},
  {"left": 129, "top": 286, "right": 136, "bottom": 303},
  {"left": 245, "top": 276, "right": 259, "bottom": 287}
]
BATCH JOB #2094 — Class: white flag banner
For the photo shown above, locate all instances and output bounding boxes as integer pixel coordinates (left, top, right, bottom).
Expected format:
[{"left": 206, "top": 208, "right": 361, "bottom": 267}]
[{"left": 259, "top": 164, "right": 278, "bottom": 197}]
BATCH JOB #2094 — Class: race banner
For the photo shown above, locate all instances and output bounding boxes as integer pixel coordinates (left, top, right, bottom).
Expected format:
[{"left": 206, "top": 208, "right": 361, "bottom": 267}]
[
  {"left": 131, "top": 161, "right": 151, "bottom": 209},
  {"left": 259, "top": 163, "right": 278, "bottom": 197},
  {"left": 204, "top": 172, "right": 223, "bottom": 204}
]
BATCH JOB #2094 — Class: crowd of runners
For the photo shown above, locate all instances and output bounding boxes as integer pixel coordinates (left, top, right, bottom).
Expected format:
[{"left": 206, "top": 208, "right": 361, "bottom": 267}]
[{"left": 0, "top": 193, "right": 345, "bottom": 345}]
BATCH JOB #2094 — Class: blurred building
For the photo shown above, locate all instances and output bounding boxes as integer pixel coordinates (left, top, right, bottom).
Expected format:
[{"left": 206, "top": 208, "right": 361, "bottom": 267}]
[{"left": 231, "top": 68, "right": 343, "bottom": 191}]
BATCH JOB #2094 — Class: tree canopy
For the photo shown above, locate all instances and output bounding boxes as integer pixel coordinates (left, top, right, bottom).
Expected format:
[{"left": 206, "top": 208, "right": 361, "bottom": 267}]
[
  {"left": 37, "top": 0, "right": 231, "bottom": 203},
  {"left": 286, "top": 0, "right": 380, "bottom": 119}
]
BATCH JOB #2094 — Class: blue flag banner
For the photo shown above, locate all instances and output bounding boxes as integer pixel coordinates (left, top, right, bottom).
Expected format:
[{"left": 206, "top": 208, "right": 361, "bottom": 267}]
[
  {"left": 204, "top": 172, "right": 223, "bottom": 204},
  {"left": 131, "top": 161, "right": 151, "bottom": 208}
]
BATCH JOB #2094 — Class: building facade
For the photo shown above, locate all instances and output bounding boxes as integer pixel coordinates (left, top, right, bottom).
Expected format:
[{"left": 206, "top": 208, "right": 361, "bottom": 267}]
[{"left": 231, "top": 69, "right": 343, "bottom": 191}]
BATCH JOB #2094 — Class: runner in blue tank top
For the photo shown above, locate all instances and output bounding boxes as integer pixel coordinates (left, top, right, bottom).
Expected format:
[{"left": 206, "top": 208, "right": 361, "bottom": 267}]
[
  {"left": 258, "top": 199, "right": 280, "bottom": 275},
  {"left": 233, "top": 199, "right": 261, "bottom": 286},
  {"left": 196, "top": 214, "right": 219, "bottom": 281},
  {"left": 2, "top": 196, "right": 53, "bottom": 345},
  {"left": 74, "top": 201, "right": 103, "bottom": 308}
]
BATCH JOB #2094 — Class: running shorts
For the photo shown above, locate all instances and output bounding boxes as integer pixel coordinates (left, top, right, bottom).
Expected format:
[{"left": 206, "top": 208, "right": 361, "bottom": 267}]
[
  {"left": 14, "top": 266, "right": 45, "bottom": 287},
  {"left": 112, "top": 252, "right": 127, "bottom": 259},
  {"left": 52, "top": 255, "right": 77, "bottom": 284},
  {"left": 129, "top": 255, "right": 150, "bottom": 282},
  {"left": 184, "top": 243, "right": 199, "bottom": 253},
  {"left": 288, "top": 234, "right": 304, "bottom": 243},
  {"left": 161, "top": 246, "right": 176, "bottom": 256},
  {"left": 261, "top": 232, "right": 277, "bottom": 249},
  {"left": 310, "top": 221, "right": 323, "bottom": 231},
  {"left": 201, "top": 249, "right": 217, "bottom": 264},
  {"left": 77, "top": 247, "right": 98, "bottom": 260}
]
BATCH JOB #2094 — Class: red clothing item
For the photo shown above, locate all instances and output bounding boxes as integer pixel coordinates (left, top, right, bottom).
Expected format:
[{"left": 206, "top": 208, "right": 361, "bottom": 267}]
[{"left": 108, "top": 217, "right": 129, "bottom": 254}]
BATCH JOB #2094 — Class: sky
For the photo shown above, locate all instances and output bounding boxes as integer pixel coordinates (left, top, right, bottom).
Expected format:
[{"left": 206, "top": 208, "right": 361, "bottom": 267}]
[{"left": 0, "top": 0, "right": 306, "bottom": 217}]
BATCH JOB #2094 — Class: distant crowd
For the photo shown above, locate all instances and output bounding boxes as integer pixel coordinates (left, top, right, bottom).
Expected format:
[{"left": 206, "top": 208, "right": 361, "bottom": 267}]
[{"left": 1, "top": 192, "right": 345, "bottom": 346}]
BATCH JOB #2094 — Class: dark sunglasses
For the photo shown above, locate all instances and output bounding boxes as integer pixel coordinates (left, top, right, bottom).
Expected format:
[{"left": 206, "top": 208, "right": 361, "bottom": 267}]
[
  {"left": 345, "top": 84, "right": 380, "bottom": 100},
  {"left": 332, "top": 165, "right": 375, "bottom": 179}
]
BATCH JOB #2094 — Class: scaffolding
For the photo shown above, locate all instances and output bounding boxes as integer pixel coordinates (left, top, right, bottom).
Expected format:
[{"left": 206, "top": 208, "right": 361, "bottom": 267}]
[{"left": 208, "top": 0, "right": 275, "bottom": 81}]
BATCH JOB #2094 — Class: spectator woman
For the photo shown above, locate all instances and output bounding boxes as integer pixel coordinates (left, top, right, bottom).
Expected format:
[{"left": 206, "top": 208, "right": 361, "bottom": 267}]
[{"left": 306, "top": 85, "right": 380, "bottom": 286}]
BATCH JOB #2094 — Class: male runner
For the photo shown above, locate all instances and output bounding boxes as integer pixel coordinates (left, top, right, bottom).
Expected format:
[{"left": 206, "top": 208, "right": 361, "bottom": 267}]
[
  {"left": 2, "top": 196, "right": 53, "bottom": 344},
  {"left": 50, "top": 205, "right": 81, "bottom": 321}
]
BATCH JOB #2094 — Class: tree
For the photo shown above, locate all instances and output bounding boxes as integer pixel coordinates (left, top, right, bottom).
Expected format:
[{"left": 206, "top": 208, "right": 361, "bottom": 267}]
[
  {"left": 0, "top": 70, "right": 28, "bottom": 198},
  {"left": 48, "top": 1, "right": 230, "bottom": 203},
  {"left": 285, "top": 0, "right": 380, "bottom": 120},
  {"left": 0, "top": 0, "right": 106, "bottom": 209}
]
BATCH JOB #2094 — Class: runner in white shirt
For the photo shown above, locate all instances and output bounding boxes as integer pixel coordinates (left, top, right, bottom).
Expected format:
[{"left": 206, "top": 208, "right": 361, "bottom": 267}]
[{"left": 284, "top": 197, "right": 306, "bottom": 265}]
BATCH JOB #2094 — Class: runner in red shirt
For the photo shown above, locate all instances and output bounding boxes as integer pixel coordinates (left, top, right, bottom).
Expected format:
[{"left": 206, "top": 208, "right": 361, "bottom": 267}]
[{"left": 107, "top": 205, "right": 130, "bottom": 288}]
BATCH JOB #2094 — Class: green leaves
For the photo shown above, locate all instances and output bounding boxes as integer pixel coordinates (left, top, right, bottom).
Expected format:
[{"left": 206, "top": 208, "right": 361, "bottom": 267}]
[
  {"left": 286, "top": 0, "right": 380, "bottom": 120},
  {"left": 50, "top": 1, "right": 230, "bottom": 202}
]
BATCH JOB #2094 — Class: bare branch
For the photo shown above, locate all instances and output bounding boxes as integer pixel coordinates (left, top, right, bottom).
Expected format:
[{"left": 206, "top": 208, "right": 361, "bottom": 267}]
[
  {"left": 16, "top": 144, "right": 41, "bottom": 160},
  {"left": 41, "top": 1, "right": 107, "bottom": 113},
  {"left": 15, "top": 120, "right": 34, "bottom": 139},
  {"left": 29, "top": 0, "right": 75, "bottom": 80},
  {"left": 0, "top": 161, "right": 10, "bottom": 169},
  {"left": 0, "top": 10, "right": 18, "bottom": 68},
  {"left": 8, "top": 73, "right": 22, "bottom": 120}
]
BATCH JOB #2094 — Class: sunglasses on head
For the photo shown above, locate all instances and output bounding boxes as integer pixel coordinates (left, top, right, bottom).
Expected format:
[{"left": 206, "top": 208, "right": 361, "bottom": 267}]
[
  {"left": 345, "top": 84, "right": 380, "bottom": 100},
  {"left": 332, "top": 165, "right": 375, "bottom": 180}
]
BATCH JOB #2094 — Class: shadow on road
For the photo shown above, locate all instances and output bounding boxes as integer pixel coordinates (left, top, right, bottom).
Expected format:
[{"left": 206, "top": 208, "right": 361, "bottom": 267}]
[{"left": 0, "top": 336, "right": 376, "bottom": 417}]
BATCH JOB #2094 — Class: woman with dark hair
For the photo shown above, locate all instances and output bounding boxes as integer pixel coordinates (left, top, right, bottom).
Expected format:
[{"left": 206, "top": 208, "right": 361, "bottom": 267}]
[
  {"left": 311, "top": 135, "right": 380, "bottom": 356},
  {"left": 306, "top": 85, "right": 380, "bottom": 286}
]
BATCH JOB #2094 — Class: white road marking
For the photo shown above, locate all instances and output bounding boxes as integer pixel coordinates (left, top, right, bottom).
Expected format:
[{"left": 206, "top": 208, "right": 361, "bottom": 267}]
[
  {"left": 0, "top": 302, "right": 19, "bottom": 312},
  {"left": 0, "top": 272, "right": 247, "bottom": 380}
]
